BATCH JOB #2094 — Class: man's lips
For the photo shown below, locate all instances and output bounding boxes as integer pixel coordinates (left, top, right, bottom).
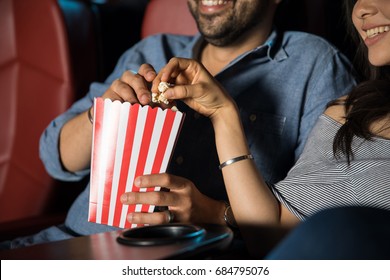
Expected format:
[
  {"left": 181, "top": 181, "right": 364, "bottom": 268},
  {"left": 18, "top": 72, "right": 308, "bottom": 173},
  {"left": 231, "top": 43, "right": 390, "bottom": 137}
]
[{"left": 199, "top": 0, "right": 232, "bottom": 14}]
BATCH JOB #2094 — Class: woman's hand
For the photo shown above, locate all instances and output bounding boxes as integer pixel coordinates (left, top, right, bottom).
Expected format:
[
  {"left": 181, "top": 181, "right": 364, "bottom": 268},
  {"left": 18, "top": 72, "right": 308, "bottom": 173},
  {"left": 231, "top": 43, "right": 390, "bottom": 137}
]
[{"left": 150, "top": 57, "right": 237, "bottom": 119}]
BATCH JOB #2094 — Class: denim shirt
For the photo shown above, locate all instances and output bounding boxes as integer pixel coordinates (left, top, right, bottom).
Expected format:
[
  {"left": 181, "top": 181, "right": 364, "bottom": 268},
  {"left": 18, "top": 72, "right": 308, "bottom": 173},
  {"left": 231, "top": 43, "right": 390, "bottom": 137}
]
[{"left": 40, "top": 29, "right": 357, "bottom": 235}]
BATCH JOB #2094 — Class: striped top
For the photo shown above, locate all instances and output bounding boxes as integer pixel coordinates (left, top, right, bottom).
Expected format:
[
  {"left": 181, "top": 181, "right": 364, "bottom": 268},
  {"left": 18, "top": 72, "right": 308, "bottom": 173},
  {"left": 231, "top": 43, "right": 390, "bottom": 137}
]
[{"left": 271, "top": 114, "right": 390, "bottom": 220}]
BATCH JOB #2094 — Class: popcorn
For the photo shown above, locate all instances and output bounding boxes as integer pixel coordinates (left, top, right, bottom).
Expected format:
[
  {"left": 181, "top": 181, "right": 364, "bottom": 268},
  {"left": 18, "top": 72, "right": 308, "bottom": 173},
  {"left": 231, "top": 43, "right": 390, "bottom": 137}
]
[
  {"left": 152, "top": 82, "right": 174, "bottom": 105},
  {"left": 158, "top": 81, "right": 172, "bottom": 93}
]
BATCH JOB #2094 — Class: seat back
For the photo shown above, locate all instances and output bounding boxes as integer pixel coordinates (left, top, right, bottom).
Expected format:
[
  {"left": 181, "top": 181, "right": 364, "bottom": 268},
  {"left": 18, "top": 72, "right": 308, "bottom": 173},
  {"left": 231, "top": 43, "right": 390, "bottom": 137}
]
[
  {"left": 0, "top": 0, "right": 74, "bottom": 223},
  {"left": 59, "top": 0, "right": 100, "bottom": 100},
  {"left": 141, "top": 0, "right": 198, "bottom": 38}
]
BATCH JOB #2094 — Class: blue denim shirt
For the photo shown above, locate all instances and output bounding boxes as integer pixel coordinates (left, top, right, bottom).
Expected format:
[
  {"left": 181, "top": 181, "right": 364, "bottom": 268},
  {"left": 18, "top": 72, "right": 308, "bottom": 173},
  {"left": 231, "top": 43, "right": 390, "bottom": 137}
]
[{"left": 40, "top": 29, "right": 357, "bottom": 235}]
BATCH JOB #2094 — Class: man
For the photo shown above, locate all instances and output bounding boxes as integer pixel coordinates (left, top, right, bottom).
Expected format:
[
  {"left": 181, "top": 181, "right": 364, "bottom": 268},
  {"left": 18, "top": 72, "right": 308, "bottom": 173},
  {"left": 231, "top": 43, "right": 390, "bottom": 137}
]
[{"left": 5, "top": 0, "right": 356, "bottom": 248}]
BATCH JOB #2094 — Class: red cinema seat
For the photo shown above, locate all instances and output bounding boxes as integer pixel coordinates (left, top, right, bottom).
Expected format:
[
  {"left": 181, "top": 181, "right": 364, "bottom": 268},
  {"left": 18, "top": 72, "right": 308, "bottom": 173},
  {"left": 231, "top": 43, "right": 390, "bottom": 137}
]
[
  {"left": 141, "top": 0, "right": 198, "bottom": 38},
  {"left": 0, "top": 0, "right": 74, "bottom": 226}
]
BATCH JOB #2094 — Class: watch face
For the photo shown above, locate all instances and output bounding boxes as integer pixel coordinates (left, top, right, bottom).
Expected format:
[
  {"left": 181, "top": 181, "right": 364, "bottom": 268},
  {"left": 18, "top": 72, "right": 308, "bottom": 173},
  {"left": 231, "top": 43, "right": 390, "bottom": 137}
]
[{"left": 224, "top": 205, "right": 238, "bottom": 228}]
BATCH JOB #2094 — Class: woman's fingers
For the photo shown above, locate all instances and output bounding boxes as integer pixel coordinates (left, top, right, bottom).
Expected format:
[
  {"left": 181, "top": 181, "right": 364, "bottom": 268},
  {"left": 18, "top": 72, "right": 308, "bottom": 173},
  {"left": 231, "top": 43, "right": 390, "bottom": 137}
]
[{"left": 151, "top": 57, "right": 203, "bottom": 93}]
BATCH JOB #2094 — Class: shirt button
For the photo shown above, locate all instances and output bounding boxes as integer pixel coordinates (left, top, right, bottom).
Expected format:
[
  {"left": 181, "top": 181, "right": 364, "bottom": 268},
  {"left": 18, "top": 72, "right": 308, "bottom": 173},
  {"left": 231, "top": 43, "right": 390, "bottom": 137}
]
[
  {"left": 176, "top": 156, "right": 184, "bottom": 165},
  {"left": 193, "top": 112, "right": 201, "bottom": 119},
  {"left": 249, "top": 114, "right": 257, "bottom": 122}
]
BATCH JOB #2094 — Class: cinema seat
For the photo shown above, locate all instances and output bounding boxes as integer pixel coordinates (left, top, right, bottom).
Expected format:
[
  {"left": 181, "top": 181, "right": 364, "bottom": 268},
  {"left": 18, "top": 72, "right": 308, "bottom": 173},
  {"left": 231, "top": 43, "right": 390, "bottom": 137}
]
[
  {"left": 0, "top": 0, "right": 151, "bottom": 241},
  {"left": 0, "top": 0, "right": 75, "bottom": 237},
  {"left": 141, "top": 0, "right": 198, "bottom": 39}
]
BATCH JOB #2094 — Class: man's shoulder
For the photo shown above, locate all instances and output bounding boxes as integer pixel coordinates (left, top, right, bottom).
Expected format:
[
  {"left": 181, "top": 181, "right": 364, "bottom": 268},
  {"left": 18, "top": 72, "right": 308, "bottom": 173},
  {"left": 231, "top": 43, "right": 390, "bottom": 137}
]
[{"left": 280, "top": 30, "right": 340, "bottom": 53}]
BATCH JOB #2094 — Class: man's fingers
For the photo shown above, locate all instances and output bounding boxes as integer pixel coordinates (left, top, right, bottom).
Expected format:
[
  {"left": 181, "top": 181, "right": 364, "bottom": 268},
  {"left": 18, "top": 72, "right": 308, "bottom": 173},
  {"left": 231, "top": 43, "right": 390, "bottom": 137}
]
[
  {"left": 127, "top": 211, "right": 173, "bottom": 225},
  {"left": 108, "top": 79, "right": 139, "bottom": 104},
  {"left": 137, "top": 63, "right": 157, "bottom": 82},
  {"left": 119, "top": 71, "right": 151, "bottom": 105},
  {"left": 120, "top": 189, "right": 178, "bottom": 206},
  {"left": 134, "top": 173, "right": 187, "bottom": 190}
]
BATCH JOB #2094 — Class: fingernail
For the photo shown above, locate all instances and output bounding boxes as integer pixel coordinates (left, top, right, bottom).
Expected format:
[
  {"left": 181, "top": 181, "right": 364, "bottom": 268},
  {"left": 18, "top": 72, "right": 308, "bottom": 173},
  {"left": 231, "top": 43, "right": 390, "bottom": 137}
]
[
  {"left": 140, "top": 95, "right": 150, "bottom": 105},
  {"left": 164, "top": 89, "right": 173, "bottom": 98},
  {"left": 127, "top": 213, "right": 133, "bottom": 222},
  {"left": 146, "top": 71, "right": 156, "bottom": 80},
  {"left": 120, "top": 193, "right": 127, "bottom": 203},
  {"left": 134, "top": 177, "right": 141, "bottom": 187}
]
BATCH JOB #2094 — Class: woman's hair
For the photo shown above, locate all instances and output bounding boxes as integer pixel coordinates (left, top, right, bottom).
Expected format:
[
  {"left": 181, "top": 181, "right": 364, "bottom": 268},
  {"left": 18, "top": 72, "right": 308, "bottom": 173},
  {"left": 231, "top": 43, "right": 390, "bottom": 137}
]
[{"left": 331, "top": 0, "right": 390, "bottom": 163}]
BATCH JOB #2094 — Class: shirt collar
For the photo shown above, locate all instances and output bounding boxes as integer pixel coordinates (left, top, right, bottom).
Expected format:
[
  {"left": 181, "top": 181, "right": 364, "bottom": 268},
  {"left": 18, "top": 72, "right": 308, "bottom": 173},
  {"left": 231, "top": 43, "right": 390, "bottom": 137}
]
[
  {"left": 186, "top": 28, "right": 288, "bottom": 62},
  {"left": 252, "top": 28, "right": 288, "bottom": 62},
  {"left": 175, "top": 33, "right": 203, "bottom": 59}
]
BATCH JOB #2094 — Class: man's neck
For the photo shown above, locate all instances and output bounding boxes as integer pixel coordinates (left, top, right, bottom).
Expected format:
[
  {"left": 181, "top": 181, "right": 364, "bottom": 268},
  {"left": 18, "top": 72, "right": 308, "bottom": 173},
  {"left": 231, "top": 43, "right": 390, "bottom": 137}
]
[{"left": 200, "top": 24, "right": 272, "bottom": 76}]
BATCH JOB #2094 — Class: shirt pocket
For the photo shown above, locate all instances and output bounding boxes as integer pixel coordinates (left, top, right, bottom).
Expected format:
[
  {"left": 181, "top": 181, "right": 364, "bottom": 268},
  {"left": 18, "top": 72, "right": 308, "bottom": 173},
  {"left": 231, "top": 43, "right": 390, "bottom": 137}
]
[
  {"left": 240, "top": 109, "right": 286, "bottom": 182},
  {"left": 241, "top": 110, "right": 286, "bottom": 139}
]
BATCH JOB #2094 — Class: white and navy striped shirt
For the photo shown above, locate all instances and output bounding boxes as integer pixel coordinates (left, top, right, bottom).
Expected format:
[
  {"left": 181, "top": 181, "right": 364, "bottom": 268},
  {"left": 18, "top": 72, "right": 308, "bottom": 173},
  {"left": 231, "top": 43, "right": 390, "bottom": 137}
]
[{"left": 271, "top": 114, "right": 390, "bottom": 220}]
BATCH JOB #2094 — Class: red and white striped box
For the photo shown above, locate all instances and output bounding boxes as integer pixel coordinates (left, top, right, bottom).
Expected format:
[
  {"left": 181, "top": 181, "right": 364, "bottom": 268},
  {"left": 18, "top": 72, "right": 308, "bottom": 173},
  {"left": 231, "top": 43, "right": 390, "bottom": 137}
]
[{"left": 88, "top": 98, "right": 185, "bottom": 228}]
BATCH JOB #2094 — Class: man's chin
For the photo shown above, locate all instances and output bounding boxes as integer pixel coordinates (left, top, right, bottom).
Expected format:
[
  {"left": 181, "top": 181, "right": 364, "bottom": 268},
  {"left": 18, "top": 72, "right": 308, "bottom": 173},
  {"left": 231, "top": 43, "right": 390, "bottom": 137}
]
[
  {"left": 203, "top": 37, "right": 234, "bottom": 47},
  {"left": 202, "top": 31, "right": 238, "bottom": 47}
]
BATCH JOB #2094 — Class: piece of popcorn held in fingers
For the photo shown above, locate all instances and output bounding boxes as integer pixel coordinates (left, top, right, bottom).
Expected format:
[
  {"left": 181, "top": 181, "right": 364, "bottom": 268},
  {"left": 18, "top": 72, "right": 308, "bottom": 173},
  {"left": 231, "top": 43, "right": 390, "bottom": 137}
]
[
  {"left": 152, "top": 81, "right": 173, "bottom": 104},
  {"left": 158, "top": 81, "right": 172, "bottom": 96},
  {"left": 152, "top": 81, "right": 178, "bottom": 111}
]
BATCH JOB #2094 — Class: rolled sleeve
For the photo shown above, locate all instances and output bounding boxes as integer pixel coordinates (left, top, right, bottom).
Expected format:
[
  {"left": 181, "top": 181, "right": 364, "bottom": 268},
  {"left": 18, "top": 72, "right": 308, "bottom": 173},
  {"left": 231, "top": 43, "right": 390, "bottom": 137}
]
[{"left": 39, "top": 99, "right": 92, "bottom": 181}]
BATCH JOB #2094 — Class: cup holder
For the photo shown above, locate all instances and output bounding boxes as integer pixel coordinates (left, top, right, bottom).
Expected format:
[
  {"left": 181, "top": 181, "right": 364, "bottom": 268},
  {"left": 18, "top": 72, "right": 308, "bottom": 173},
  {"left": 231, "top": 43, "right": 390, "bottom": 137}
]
[{"left": 117, "top": 224, "right": 206, "bottom": 246}]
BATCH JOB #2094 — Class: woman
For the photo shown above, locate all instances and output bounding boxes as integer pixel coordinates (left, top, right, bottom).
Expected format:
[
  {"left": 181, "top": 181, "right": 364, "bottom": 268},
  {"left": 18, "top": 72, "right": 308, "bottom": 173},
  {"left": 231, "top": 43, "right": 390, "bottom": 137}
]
[{"left": 136, "top": 0, "right": 390, "bottom": 257}]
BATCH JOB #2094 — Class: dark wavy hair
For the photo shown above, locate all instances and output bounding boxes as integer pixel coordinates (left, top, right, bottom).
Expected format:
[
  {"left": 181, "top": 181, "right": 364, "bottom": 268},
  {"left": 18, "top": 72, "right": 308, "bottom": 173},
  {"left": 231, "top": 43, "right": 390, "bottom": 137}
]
[{"left": 331, "top": 0, "right": 390, "bottom": 163}]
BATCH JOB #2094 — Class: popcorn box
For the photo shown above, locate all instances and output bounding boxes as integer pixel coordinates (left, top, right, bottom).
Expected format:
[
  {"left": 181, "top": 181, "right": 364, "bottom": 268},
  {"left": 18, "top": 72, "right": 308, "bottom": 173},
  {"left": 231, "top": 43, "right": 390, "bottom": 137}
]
[{"left": 88, "top": 98, "right": 185, "bottom": 228}]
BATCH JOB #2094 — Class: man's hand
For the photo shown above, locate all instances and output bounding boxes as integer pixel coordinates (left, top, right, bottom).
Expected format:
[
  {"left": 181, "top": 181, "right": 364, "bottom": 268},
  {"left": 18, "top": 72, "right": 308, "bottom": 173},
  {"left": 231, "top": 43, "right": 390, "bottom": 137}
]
[
  {"left": 120, "top": 173, "right": 226, "bottom": 225},
  {"left": 101, "top": 64, "right": 158, "bottom": 105}
]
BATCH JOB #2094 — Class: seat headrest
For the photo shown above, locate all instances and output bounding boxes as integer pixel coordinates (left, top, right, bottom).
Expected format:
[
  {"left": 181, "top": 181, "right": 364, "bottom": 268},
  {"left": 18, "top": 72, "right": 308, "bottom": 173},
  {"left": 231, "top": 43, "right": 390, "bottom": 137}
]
[{"left": 141, "top": 0, "right": 198, "bottom": 38}]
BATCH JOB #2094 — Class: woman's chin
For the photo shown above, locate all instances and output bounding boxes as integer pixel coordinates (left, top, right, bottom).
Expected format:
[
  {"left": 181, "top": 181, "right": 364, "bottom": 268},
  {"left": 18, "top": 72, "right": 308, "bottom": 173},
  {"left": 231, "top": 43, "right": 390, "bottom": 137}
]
[{"left": 368, "top": 54, "right": 390, "bottom": 67}]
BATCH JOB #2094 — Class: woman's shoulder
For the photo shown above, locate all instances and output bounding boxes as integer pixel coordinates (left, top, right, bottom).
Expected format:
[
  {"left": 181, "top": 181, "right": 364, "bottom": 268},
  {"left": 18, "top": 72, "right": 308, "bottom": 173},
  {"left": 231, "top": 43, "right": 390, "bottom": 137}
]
[{"left": 323, "top": 96, "right": 348, "bottom": 124}]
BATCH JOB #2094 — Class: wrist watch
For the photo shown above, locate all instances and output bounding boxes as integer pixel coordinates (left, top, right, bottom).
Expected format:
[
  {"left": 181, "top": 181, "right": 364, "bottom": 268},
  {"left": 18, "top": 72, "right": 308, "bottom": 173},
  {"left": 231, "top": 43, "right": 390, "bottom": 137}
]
[{"left": 223, "top": 201, "right": 238, "bottom": 228}]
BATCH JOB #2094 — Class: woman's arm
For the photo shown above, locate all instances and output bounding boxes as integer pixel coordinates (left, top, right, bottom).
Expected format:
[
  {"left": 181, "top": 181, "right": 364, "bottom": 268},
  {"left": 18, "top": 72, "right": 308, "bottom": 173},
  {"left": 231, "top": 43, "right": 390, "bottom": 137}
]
[
  {"left": 153, "top": 58, "right": 299, "bottom": 228},
  {"left": 212, "top": 104, "right": 281, "bottom": 226}
]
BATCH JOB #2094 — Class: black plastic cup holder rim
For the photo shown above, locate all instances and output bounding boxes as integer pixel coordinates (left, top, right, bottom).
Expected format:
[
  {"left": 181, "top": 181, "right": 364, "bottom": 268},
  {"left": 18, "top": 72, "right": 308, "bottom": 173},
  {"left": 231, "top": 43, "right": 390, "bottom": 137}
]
[{"left": 116, "top": 224, "right": 206, "bottom": 246}]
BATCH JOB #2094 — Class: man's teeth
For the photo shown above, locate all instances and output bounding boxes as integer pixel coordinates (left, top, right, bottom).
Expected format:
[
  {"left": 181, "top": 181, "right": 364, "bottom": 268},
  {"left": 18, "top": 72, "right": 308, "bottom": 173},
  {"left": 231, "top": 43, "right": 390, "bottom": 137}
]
[
  {"left": 366, "top": 26, "right": 390, "bottom": 38},
  {"left": 201, "top": 0, "right": 228, "bottom": 6}
]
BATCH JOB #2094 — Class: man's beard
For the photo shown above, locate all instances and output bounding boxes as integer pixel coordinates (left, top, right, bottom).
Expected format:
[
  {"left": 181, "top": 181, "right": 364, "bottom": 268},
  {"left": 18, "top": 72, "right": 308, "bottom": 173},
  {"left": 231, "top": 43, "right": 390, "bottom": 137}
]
[
  {"left": 197, "top": 14, "right": 246, "bottom": 46},
  {"left": 191, "top": 2, "right": 270, "bottom": 47}
]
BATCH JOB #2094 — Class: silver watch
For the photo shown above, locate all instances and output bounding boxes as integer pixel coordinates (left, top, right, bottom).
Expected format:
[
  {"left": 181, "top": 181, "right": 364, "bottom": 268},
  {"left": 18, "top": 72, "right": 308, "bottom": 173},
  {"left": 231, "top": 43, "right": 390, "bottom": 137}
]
[{"left": 223, "top": 202, "right": 238, "bottom": 228}]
